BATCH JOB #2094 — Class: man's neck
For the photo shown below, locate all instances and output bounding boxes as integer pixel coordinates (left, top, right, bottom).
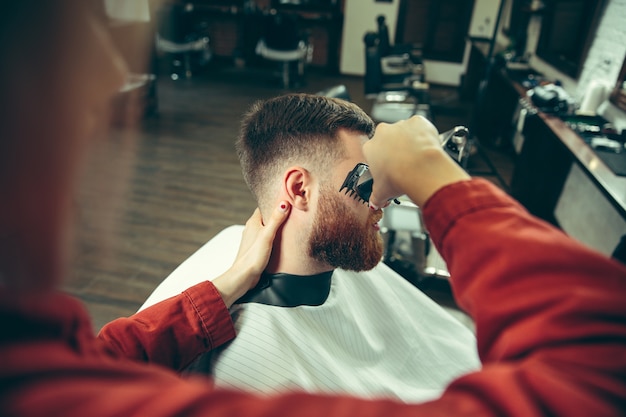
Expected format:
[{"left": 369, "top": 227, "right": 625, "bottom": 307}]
[{"left": 265, "top": 221, "right": 332, "bottom": 276}]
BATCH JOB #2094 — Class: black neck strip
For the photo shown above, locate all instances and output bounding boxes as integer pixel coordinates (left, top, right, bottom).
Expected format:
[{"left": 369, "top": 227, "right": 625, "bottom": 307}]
[{"left": 235, "top": 270, "right": 333, "bottom": 307}]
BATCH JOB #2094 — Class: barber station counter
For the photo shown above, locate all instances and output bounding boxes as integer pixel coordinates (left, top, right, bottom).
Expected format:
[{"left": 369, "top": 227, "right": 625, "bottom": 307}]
[
  {"left": 514, "top": 110, "right": 626, "bottom": 258},
  {"left": 466, "top": 42, "right": 626, "bottom": 257}
]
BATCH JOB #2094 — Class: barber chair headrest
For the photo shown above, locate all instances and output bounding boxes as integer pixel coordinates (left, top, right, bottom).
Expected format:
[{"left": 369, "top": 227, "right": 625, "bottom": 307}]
[{"left": 315, "top": 84, "right": 351, "bottom": 102}]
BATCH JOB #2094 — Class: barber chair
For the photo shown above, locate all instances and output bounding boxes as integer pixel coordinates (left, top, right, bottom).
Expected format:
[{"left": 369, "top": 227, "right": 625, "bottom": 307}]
[
  {"left": 155, "top": 3, "right": 211, "bottom": 80},
  {"left": 255, "top": 11, "right": 311, "bottom": 88},
  {"left": 363, "top": 15, "right": 426, "bottom": 98},
  {"left": 364, "top": 15, "right": 430, "bottom": 124},
  {"left": 371, "top": 90, "right": 432, "bottom": 123},
  {"left": 315, "top": 84, "right": 352, "bottom": 102},
  {"left": 380, "top": 198, "right": 451, "bottom": 292}
]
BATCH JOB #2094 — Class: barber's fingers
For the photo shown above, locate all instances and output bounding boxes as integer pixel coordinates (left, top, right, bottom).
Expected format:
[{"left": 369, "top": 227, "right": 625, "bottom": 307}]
[
  {"left": 262, "top": 201, "right": 290, "bottom": 231},
  {"left": 364, "top": 116, "right": 444, "bottom": 209},
  {"left": 365, "top": 118, "right": 432, "bottom": 207},
  {"left": 214, "top": 202, "right": 291, "bottom": 307},
  {"left": 238, "top": 202, "right": 291, "bottom": 272},
  {"left": 243, "top": 203, "right": 289, "bottom": 236},
  {"left": 243, "top": 203, "right": 290, "bottom": 243}
]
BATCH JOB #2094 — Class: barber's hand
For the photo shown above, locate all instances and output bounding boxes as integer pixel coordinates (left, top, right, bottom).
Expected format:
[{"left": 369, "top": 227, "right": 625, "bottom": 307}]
[
  {"left": 363, "top": 116, "right": 470, "bottom": 208},
  {"left": 212, "top": 202, "right": 290, "bottom": 308}
]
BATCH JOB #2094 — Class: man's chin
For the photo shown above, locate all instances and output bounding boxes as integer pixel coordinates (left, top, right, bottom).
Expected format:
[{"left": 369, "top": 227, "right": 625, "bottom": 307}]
[
  {"left": 341, "top": 263, "right": 381, "bottom": 272},
  {"left": 334, "top": 247, "right": 384, "bottom": 272}
]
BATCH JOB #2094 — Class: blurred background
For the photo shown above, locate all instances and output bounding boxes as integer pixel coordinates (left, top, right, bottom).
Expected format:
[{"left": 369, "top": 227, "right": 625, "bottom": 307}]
[{"left": 66, "top": 0, "right": 626, "bottom": 331}]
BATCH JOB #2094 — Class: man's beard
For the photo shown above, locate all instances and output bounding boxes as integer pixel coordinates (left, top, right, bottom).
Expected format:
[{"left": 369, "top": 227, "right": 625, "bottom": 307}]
[{"left": 308, "top": 188, "right": 384, "bottom": 271}]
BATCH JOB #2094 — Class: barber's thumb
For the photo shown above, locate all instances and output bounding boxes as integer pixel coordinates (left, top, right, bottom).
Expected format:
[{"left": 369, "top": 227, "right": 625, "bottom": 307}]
[{"left": 267, "top": 201, "right": 290, "bottom": 228}]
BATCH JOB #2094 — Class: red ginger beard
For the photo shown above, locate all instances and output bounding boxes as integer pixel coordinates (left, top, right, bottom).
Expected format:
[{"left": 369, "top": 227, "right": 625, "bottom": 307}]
[{"left": 308, "top": 184, "right": 384, "bottom": 271}]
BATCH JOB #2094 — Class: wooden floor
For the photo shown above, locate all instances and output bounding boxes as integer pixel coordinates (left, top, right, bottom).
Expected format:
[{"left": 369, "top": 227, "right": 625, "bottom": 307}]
[{"left": 64, "top": 62, "right": 515, "bottom": 331}]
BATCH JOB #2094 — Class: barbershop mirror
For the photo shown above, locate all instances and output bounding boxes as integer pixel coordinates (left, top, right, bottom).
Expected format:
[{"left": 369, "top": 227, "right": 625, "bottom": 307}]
[
  {"left": 609, "top": 55, "right": 626, "bottom": 113},
  {"left": 535, "top": 0, "right": 606, "bottom": 79}
]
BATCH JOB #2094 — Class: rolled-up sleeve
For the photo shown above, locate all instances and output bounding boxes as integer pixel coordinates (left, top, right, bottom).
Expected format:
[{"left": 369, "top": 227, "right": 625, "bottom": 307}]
[{"left": 98, "top": 280, "right": 236, "bottom": 371}]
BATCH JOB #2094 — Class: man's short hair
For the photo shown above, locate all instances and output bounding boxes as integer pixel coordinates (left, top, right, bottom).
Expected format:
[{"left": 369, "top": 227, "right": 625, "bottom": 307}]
[{"left": 236, "top": 94, "right": 375, "bottom": 208}]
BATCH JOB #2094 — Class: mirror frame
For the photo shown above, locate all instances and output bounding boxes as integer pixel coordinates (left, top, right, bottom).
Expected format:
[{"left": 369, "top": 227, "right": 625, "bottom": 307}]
[{"left": 609, "top": 55, "right": 626, "bottom": 113}]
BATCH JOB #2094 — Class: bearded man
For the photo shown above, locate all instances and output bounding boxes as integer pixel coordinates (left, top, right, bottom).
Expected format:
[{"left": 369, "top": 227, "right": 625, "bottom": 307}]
[
  {"left": 237, "top": 94, "right": 386, "bottom": 276},
  {"left": 143, "top": 94, "right": 479, "bottom": 401}
]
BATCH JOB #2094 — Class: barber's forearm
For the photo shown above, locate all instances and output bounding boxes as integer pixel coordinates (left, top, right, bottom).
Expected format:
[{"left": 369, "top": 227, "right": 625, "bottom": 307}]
[
  {"left": 98, "top": 280, "right": 236, "bottom": 370},
  {"left": 423, "top": 179, "right": 626, "bottom": 361},
  {"left": 425, "top": 179, "right": 626, "bottom": 414}
]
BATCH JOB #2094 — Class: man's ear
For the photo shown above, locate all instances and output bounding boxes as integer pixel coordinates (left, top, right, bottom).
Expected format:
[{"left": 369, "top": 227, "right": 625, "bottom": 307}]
[{"left": 284, "top": 167, "right": 312, "bottom": 211}]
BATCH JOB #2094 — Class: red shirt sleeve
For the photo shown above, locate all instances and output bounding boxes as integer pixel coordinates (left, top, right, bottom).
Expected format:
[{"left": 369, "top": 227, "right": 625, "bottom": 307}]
[
  {"left": 97, "top": 280, "right": 236, "bottom": 371},
  {"left": 94, "top": 179, "right": 626, "bottom": 416},
  {"left": 4, "top": 179, "right": 626, "bottom": 417},
  {"left": 420, "top": 178, "right": 626, "bottom": 416}
]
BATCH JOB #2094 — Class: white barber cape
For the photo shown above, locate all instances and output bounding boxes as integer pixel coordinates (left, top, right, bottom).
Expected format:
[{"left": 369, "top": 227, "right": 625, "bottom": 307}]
[{"left": 140, "top": 225, "right": 480, "bottom": 403}]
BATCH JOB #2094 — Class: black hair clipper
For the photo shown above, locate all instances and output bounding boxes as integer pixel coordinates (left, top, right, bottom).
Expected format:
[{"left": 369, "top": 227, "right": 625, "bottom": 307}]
[{"left": 440, "top": 125, "right": 469, "bottom": 163}]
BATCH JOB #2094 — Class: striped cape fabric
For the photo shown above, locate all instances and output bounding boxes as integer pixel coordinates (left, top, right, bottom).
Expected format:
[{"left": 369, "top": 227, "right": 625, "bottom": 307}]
[{"left": 141, "top": 226, "right": 480, "bottom": 402}]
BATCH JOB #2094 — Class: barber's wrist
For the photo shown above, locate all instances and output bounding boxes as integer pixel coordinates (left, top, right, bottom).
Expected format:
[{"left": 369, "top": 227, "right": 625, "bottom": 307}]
[{"left": 212, "top": 266, "right": 256, "bottom": 308}]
